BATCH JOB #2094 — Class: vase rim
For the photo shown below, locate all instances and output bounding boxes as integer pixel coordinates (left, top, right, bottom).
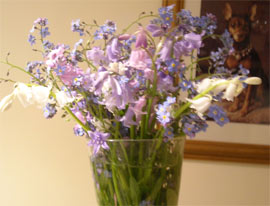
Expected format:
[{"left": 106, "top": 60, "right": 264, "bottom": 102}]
[{"left": 106, "top": 136, "right": 185, "bottom": 142}]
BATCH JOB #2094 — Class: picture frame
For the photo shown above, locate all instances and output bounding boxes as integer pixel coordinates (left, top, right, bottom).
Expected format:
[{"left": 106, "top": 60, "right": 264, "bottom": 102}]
[{"left": 162, "top": 0, "right": 270, "bottom": 164}]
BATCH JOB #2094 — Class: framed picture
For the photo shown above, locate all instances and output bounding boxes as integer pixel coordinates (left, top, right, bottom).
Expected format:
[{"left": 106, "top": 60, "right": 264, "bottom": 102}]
[{"left": 162, "top": 0, "right": 270, "bottom": 164}]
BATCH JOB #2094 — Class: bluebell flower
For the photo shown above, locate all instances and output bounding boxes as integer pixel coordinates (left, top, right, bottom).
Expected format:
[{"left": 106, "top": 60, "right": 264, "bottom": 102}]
[
  {"left": 28, "top": 34, "right": 36, "bottom": 46},
  {"left": 40, "top": 27, "right": 50, "bottom": 38},
  {"left": 87, "top": 131, "right": 110, "bottom": 155},
  {"left": 43, "top": 103, "right": 57, "bottom": 119}
]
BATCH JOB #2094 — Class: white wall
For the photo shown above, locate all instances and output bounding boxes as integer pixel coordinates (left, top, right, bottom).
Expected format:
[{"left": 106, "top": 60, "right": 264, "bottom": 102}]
[{"left": 0, "top": 0, "right": 269, "bottom": 205}]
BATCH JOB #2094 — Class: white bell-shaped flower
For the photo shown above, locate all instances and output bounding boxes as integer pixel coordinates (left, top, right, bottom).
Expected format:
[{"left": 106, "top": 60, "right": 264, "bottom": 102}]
[
  {"left": 187, "top": 95, "right": 212, "bottom": 118},
  {"left": 55, "top": 91, "right": 74, "bottom": 107},
  {"left": 0, "top": 92, "right": 15, "bottom": 112}
]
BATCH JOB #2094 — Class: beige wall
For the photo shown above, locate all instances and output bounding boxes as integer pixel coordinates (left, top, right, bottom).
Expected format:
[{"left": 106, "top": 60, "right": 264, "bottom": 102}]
[{"left": 0, "top": 0, "right": 269, "bottom": 205}]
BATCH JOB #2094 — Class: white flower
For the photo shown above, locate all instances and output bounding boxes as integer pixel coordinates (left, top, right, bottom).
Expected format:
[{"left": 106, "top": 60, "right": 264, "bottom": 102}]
[
  {"left": 14, "top": 83, "right": 33, "bottom": 107},
  {"left": 223, "top": 82, "right": 237, "bottom": 101},
  {"left": 107, "top": 62, "right": 127, "bottom": 75},
  {"left": 187, "top": 95, "right": 212, "bottom": 119},
  {"left": 55, "top": 91, "right": 74, "bottom": 107},
  {"left": 211, "top": 79, "right": 228, "bottom": 95},
  {"left": 195, "top": 78, "right": 228, "bottom": 95},
  {"left": 0, "top": 93, "right": 15, "bottom": 112},
  {"left": 195, "top": 78, "right": 212, "bottom": 93},
  {"left": 31, "top": 85, "right": 51, "bottom": 108}
]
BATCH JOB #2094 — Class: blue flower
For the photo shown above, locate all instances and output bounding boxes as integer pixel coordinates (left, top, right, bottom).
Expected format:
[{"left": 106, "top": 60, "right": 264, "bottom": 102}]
[
  {"left": 73, "top": 125, "right": 85, "bottom": 136},
  {"left": 239, "top": 64, "right": 250, "bottom": 76},
  {"left": 183, "top": 123, "right": 196, "bottom": 138},
  {"left": 55, "top": 65, "right": 66, "bottom": 75},
  {"left": 159, "top": 5, "right": 174, "bottom": 25},
  {"left": 164, "top": 127, "right": 174, "bottom": 139},
  {"left": 179, "top": 80, "right": 192, "bottom": 91},
  {"left": 40, "top": 27, "right": 50, "bottom": 38},
  {"left": 43, "top": 104, "right": 57, "bottom": 119},
  {"left": 156, "top": 104, "right": 168, "bottom": 116},
  {"left": 164, "top": 96, "right": 176, "bottom": 106},
  {"left": 73, "top": 75, "right": 84, "bottom": 87},
  {"left": 28, "top": 34, "right": 36, "bottom": 46},
  {"left": 207, "top": 105, "right": 229, "bottom": 127},
  {"left": 157, "top": 111, "right": 171, "bottom": 126},
  {"left": 71, "top": 19, "right": 84, "bottom": 36},
  {"left": 165, "top": 59, "right": 179, "bottom": 73},
  {"left": 216, "top": 113, "right": 229, "bottom": 126},
  {"left": 182, "top": 114, "right": 208, "bottom": 137},
  {"left": 43, "top": 40, "right": 54, "bottom": 50}
]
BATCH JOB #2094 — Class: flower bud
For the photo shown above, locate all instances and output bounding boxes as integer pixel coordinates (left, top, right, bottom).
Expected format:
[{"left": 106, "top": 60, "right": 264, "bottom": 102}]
[{"left": 244, "top": 77, "right": 262, "bottom": 85}]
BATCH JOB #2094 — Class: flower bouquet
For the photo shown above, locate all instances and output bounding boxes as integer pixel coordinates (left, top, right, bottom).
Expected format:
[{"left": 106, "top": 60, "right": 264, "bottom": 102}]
[{"left": 0, "top": 5, "right": 261, "bottom": 206}]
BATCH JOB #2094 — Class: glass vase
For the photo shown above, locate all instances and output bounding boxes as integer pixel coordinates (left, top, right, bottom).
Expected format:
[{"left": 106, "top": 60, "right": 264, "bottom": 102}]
[{"left": 89, "top": 136, "right": 185, "bottom": 206}]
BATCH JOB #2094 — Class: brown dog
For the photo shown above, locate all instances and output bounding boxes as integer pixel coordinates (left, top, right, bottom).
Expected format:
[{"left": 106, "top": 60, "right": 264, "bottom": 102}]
[{"left": 224, "top": 2, "right": 268, "bottom": 116}]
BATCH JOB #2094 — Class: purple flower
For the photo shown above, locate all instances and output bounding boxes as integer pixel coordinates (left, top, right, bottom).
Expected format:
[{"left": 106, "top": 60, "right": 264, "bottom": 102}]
[
  {"left": 147, "top": 24, "right": 164, "bottom": 37},
  {"left": 174, "top": 33, "right": 202, "bottom": 58},
  {"left": 120, "top": 96, "right": 146, "bottom": 127},
  {"left": 157, "top": 72, "right": 176, "bottom": 93},
  {"left": 87, "top": 131, "right": 110, "bottom": 155},
  {"left": 159, "top": 40, "right": 173, "bottom": 61},
  {"left": 135, "top": 27, "right": 147, "bottom": 48},
  {"left": 106, "top": 38, "right": 122, "bottom": 62},
  {"left": 86, "top": 47, "right": 106, "bottom": 66},
  {"left": 128, "top": 49, "right": 151, "bottom": 70}
]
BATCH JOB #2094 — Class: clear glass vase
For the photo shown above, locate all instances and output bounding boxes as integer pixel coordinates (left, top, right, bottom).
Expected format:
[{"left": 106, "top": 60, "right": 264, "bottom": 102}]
[{"left": 90, "top": 136, "right": 185, "bottom": 206}]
